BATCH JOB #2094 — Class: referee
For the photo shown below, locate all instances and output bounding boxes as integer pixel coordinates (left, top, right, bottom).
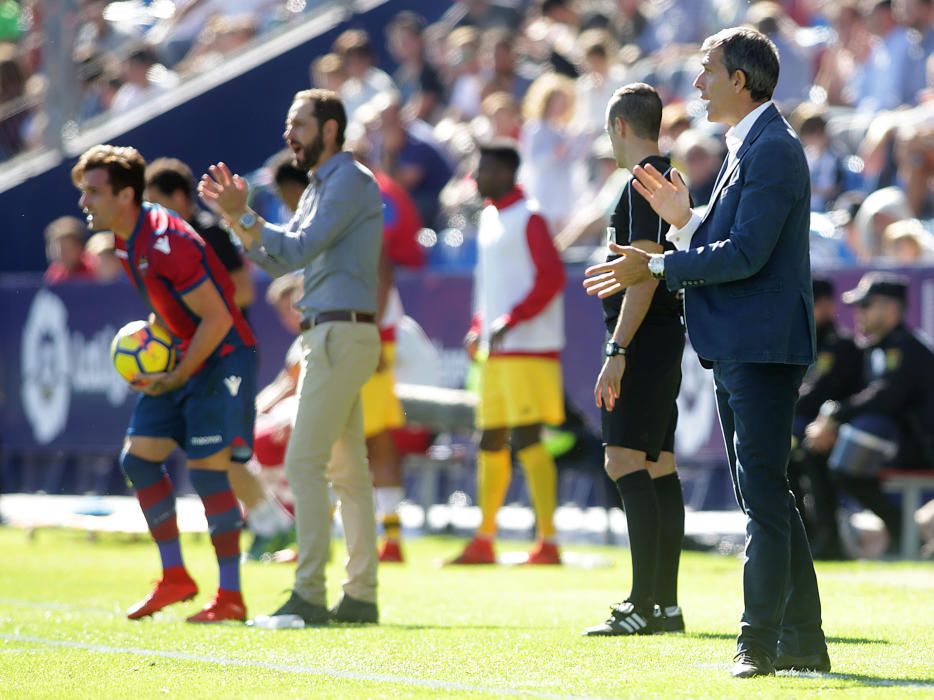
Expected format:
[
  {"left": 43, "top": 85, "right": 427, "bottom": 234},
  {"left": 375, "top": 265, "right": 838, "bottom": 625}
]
[{"left": 583, "top": 84, "right": 688, "bottom": 636}]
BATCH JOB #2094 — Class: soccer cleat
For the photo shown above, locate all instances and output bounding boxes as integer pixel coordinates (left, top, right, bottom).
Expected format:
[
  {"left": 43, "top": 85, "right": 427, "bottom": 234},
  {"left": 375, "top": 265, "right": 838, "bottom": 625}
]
[
  {"left": 582, "top": 601, "right": 653, "bottom": 636},
  {"left": 378, "top": 539, "right": 405, "bottom": 563},
  {"left": 186, "top": 590, "right": 247, "bottom": 623},
  {"left": 652, "top": 605, "right": 686, "bottom": 633},
  {"left": 331, "top": 593, "right": 379, "bottom": 624},
  {"left": 774, "top": 650, "right": 831, "bottom": 673},
  {"left": 525, "top": 540, "right": 561, "bottom": 565},
  {"left": 126, "top": 572, "right": 198, "bottom": 620},
  {"left": 731, "top": 649, "right": 776, "bottom": 678},
  {"left": 446, "top": 537, "right": 496, "bottom": 565}
]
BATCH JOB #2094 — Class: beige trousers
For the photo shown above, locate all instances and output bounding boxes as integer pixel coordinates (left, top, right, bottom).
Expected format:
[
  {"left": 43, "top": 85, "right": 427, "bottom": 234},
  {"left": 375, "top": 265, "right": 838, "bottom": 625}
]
[{"left": 285, "top": 320, "right": 380, "bottom": 605}]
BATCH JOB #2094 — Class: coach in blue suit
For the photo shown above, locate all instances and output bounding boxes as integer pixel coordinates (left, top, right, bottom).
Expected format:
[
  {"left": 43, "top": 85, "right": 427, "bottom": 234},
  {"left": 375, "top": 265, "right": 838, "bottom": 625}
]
[{"left": 584, "top": 27, "right": 829, "bottom": 678}]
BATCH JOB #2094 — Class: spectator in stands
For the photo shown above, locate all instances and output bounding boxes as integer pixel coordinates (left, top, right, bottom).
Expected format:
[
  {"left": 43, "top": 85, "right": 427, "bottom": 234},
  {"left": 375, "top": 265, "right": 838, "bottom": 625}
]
[
  {"left": 109, "top": 44, "right": 178, "bottom": 114},
  {"left": 84, "top": 231, "right": 122, "bottom": 283},
  {"left": 791, "top": 104, "right": 845, "bottom": 212},
  {"left": 851, "top": 0, "right": 918, "bottom": 112},
  {"left": 43, "top": 216, "right": 97, "bottom": 284},
  {"left": 444, "top": 26, "right": 485, "bottom": 121},
  {"left": 310, "top": 52, "right": 344, "bottom": 93},
  {"left": 478, "top": 90, "right": 522, "bottom": 141},
  {"left": 806, "top": 273, "right": 934, "bottom": 555},
  {"left": 790, "top": 278, "right": 864, "bottom": 559},
  {"left": 519, "top": 72, "right": 589, "bottom": 232},
  {"left": 373, "top": 94, "right": 454, "bottom": 228},
  {"left": 883, "top": 218, "right": 934, "bottom": 261},
  {"left": 895, "top": 0, "right": 934, "bottom": 104},
  {"left": 852, "top": 185, "right": 913, "bottom": 259},
  {"left": 747, "top": 1, "right": 815, "bottom": 107},
  {"left": 176, "top": 14, "right": 258, "bottom": 76},
  {"left": 74, "top": 0, "right": 134, "bottom": 60},
  {"left": 0, "top": 42, "right": 30, "bottom": 159},
  {"left": 479, "top": 28, "right": 532, "bottom": 103},
  {"left": 386, "top": 11, "right": 445, "bottom": 123},
  {"left": 334, "top": 29, "right": 396, "bottom": 123},
  {"left": 144, "top": 157, "right": 254, "bottom": 312},
  {"left": 670, "top": 129, "right": 723, "bottom": 207},
  {"left": 573, "top": 29, "right": 628, "bottom": 134},
  {"left": 815, "top": 0, "right": 871, "bottom": 106}
]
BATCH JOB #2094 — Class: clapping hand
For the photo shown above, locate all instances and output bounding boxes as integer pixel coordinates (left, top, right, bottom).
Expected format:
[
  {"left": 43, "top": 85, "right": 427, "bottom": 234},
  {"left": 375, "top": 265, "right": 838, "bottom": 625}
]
[
  {"left": 198, "top": 163, "right": 249, "bottom": 221},
  {"left": 583, "top": 243, "right": 651, "bottom": 298},
  {"left": 631, "top": 163, "right": 692, "bottom": 228}
]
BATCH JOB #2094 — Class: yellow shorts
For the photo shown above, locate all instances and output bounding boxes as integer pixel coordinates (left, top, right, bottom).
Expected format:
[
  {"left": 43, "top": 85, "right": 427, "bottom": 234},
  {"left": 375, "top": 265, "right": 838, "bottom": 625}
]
[
  {"left": 362, "top": 342, "right": 405, "bottom": 438},
  {"left": 476, "top": 356, "right": 565, "bottom": 430}
]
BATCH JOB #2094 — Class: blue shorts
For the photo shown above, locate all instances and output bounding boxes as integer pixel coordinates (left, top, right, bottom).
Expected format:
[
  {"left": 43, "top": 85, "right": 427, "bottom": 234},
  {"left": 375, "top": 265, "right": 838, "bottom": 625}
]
[{"left": 128, "top": 346, "right": 257, "bottom": 462}]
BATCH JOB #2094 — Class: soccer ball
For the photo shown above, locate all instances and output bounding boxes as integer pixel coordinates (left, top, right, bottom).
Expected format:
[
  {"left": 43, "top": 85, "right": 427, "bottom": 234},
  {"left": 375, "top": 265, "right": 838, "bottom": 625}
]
[{"left": 110, "top": 320, "right": 176, "bottom": 383}]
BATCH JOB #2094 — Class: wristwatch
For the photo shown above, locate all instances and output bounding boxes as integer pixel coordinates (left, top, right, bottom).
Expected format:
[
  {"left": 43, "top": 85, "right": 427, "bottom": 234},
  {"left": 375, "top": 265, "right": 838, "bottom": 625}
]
[
  {"left": 238, "top": 210, "right": 258, "bottom": 230},
  {"left": 605, "top": 340, "right": 628, "bottom": 358},
  {"left": 648, "top": 254, "right": 665, "bottom": 280}
]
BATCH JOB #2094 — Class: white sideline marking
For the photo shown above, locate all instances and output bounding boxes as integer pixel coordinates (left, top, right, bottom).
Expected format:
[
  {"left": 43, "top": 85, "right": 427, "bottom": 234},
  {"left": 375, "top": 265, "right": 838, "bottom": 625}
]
[{"left": 0, "top": 633, "right": 609, "bottom": 700}]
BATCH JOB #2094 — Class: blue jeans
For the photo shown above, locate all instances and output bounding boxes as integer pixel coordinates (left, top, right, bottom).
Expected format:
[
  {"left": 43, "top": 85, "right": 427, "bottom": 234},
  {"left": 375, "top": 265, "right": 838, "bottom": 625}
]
[{"left": 713, "top": 361, "right": 826, "bottom": 658}]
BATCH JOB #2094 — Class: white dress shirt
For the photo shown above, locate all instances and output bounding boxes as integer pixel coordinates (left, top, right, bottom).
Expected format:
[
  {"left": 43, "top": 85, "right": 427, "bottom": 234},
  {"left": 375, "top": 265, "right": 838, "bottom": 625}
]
[{"left": 666, "top": 101, "right": 774, "bottom": 251}]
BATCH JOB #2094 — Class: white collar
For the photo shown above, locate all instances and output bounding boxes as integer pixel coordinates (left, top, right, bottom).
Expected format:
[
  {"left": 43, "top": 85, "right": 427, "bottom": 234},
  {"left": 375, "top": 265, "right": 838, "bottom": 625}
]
[{"left": 724, "top": 101, "right": 773, "bottom": 156}]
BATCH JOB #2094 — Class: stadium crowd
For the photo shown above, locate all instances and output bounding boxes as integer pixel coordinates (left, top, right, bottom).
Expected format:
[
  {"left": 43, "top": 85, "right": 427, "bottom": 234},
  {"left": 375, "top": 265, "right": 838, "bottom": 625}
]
[{"left": 16, "top": 0, "right": 934, "bottom": 560}]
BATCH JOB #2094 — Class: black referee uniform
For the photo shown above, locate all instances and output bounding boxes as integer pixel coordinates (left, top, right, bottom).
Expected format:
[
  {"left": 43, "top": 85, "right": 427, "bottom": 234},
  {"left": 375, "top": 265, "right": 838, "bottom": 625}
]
[{"left": 600, "top": 154, "right": 685, "bottom": 459}]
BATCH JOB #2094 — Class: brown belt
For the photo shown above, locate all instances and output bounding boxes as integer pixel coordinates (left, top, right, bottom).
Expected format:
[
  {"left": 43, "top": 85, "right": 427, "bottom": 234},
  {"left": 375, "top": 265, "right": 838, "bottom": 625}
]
[{"left": 299, "top": 311, "right": 376, "bottom": 331}]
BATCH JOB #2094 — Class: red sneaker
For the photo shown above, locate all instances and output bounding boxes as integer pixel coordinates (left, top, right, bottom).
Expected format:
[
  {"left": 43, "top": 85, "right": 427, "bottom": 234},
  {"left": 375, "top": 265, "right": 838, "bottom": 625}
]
[
  {"left": 186, "top": 590, "right": 247, "bottom": 623},
  {"left": 446, "top": 537, "right": 496, "bottom": 565},
  {"left": 126, "top": 572, "right": 198, "bottom": 620},
  {"left": 378, "top": 539, "right": 405, "bottom": 563},
  {"left": 525, "top": 540, "right": 561, "bottom": 565}
]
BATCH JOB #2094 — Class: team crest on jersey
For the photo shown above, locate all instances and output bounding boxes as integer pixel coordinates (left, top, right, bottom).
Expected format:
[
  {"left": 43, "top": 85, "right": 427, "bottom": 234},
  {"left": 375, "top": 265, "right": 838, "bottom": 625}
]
[
  {"left": 154, "top": 235, "right": 171, "bottom": 254},
  {"left": 885, "top": 348, "right": 902, "bottom": 371},
  {"left": 815, "top": 351, "right": 834, "bottom": 375}
]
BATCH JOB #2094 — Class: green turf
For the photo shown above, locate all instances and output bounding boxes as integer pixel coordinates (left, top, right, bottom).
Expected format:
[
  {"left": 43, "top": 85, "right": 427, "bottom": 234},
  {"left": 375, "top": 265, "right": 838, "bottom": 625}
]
[{"left": 0, "top": 527, "right": 932, "bottom": 698}]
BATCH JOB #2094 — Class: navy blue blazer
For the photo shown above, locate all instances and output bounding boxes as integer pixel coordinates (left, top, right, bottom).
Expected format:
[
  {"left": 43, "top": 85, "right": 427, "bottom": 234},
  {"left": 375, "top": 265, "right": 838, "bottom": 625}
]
[{"left": 664, "top": 104, "right": 816, "bottom": 365}]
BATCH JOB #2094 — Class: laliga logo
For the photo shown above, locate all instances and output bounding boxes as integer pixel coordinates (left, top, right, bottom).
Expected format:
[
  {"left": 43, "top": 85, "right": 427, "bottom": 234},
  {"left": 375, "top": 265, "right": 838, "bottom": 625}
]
[
  {"left": 20, "top": 290, "right": 130, "bottom": 445},
  {"left": 21, "top": 290, "right": 71, "bottom": 444}
]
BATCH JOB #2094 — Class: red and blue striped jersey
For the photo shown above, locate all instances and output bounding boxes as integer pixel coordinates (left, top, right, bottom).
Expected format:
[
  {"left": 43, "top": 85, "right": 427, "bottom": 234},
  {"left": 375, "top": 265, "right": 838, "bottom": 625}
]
[{"left": 116, "top": 203, "right": 256, "bottom": 360}]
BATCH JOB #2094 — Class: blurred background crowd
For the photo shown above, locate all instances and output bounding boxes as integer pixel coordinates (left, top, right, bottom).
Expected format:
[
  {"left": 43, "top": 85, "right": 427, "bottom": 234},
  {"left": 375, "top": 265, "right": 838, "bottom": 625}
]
[{"left": 13, "top": 0, "right": 932, "bottom": 280}]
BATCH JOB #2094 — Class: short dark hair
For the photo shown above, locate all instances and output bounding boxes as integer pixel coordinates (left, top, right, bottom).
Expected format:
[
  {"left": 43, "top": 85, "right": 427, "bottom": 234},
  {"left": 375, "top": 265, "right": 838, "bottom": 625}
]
[
  {"left": 701, "top": 27, "right": 780, "bottom": 102},
  {"left": 293, "top": 88, "right": 348, "bottom": 147},
  {"left": 71, "top": 144, "right": 147, "bottom": 205},
  {"left": 478, "top": 139, "right": 521, "bottom": 174},
  {"left": 606, "top": 83, "right": 663, "bottom": 140},
  {"left": 145, "top": 157, "right": 194, "bottom": 201},
  {"left": 273, "top": 153, "right": 310, "bottom": 189}
]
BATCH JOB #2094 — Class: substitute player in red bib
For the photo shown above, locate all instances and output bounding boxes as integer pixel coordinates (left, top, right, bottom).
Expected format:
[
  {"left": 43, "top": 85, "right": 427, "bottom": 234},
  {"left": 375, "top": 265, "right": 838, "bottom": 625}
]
[{"left": 72, "top": 145, "right": 257, "bottom": 623}]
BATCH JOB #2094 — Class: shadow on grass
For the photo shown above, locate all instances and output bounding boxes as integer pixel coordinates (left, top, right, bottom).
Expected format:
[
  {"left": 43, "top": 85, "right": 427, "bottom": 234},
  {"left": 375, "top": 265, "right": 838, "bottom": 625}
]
[
  {"left": 688, "top": 632, "right": 890, "bottom": 646},
  {"left": 819, "top": 673, "right": 934, "bottom": 688}
]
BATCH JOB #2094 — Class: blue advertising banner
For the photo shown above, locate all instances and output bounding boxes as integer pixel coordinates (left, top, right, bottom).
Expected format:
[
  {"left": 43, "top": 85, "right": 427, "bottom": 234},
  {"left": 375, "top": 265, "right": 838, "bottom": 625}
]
[{"left": 4, "top": 266, "right": 932, "bottom": 466}]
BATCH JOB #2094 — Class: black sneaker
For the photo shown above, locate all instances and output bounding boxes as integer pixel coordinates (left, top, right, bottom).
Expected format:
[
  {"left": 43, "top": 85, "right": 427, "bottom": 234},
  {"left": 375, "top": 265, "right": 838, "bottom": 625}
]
[
  {"left": 582, "top": 601, "right": 653, "bottom": 636},
  {"left": 331, "top": 593, "right": 379, "bottom": 624},
  {"left": 271, "top": 591, "right": 330, "bottom": 626},
  {"left": 731, "top": 649, "right": 775, "bottom": 678},
  {"left": 652, "top": 605, "right": 686, "bottom": 633}
]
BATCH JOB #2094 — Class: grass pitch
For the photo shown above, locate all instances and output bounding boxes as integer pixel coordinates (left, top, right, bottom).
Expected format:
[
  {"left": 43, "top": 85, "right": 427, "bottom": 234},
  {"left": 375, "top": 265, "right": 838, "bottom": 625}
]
[{"left": 0, "top": 527, "right": 932, "bottom": 698}]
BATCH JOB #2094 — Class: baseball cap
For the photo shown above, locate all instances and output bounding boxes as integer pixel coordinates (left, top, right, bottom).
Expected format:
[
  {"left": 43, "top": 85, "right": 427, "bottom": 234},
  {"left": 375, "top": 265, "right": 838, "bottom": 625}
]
[{"left": 841, "top": 271, "right": 908, "bottom": 306}]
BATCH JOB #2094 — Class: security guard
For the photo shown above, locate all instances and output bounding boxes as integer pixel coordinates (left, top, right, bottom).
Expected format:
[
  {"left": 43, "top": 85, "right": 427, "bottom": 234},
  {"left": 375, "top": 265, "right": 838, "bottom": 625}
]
[
  {"left": 789, "top": 277, "right": 863, "bottom": 559},
  {"left": 805, "top": 272, "right": 934, "bottom": 554}
]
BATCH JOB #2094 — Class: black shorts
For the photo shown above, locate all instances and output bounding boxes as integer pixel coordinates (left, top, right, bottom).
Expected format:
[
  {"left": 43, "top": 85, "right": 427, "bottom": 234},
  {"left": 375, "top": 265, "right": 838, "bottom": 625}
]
[{"left": 601, "top": 316, "right": 684, "bottom": 462}]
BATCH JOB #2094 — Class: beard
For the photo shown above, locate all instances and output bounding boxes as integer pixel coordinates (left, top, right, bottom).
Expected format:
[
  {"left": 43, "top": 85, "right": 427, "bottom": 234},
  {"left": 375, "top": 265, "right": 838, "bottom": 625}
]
[{"left": 293, "top": 133, "right": 325, "bottom": 171}]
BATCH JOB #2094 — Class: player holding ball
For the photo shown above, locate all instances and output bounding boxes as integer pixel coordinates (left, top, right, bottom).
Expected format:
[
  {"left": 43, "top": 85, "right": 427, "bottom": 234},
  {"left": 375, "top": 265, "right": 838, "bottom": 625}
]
[{"left": 72, "top": 144, "right": 257, "bottom": 623}]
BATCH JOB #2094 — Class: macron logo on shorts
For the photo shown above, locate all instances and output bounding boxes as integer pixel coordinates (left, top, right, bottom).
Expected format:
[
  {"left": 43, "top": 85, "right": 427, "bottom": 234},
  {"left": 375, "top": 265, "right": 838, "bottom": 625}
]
[
  {"left": 191, "top": 435, "right": 222, "bottom": 446},
  {"left": 224, "top": 375, "right": 242, "bottom": 396},
  {"left": 153, "top": 235, "right": 171, "bottom": 254}
]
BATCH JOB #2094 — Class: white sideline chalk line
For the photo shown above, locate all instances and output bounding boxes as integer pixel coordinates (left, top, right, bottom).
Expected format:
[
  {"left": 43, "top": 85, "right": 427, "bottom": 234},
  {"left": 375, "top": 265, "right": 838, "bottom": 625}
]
[{"left": 0, "top": 633, "right": 610, "bottom": 700}]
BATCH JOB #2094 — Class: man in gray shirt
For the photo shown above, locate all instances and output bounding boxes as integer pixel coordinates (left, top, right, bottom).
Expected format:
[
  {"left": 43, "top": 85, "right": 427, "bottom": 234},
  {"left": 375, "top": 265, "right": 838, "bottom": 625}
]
[{"left": 199, "top": 88, "right": 383, "bottom": 625}]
